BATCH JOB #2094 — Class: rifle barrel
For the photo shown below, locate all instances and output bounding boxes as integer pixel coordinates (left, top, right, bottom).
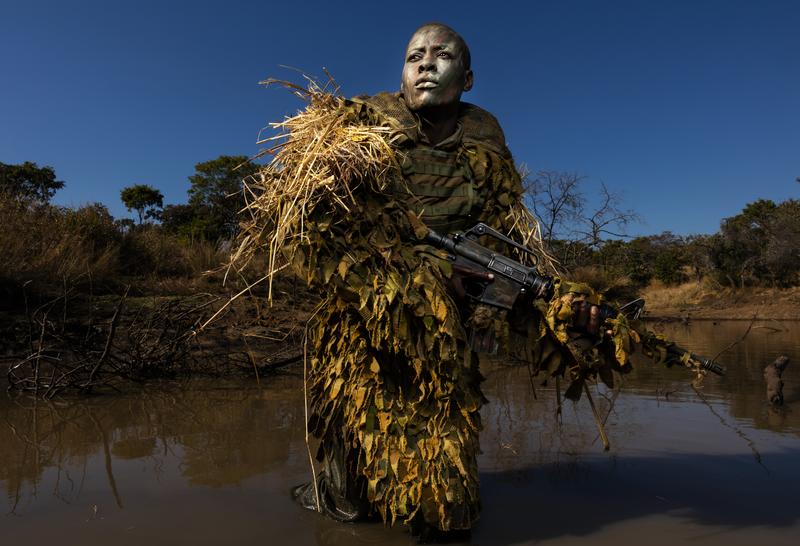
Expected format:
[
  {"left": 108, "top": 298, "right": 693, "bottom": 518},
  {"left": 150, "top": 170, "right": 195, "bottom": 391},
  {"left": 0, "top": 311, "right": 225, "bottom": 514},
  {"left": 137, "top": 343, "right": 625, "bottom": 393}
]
[{"left": 667, "top": 344, "right": 726, "bottom": 375}]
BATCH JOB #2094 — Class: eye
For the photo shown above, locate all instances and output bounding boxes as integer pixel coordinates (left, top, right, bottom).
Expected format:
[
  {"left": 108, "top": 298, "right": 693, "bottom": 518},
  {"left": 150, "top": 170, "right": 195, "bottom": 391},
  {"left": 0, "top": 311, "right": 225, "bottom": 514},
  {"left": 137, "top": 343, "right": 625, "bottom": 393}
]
[
  {"left": 407, "top": 53, "right": 421, "bottom": 62},
  {"left": 438, "top": 51, "right": 452, "bottom": 59}
]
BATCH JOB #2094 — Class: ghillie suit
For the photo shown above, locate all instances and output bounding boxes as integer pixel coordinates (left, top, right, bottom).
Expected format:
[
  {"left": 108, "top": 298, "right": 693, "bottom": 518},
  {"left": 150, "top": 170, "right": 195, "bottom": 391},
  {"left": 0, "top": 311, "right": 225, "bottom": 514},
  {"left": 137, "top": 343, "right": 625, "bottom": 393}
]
[{"left": 233, "top": 83, "right": 710, "bottom": 532}]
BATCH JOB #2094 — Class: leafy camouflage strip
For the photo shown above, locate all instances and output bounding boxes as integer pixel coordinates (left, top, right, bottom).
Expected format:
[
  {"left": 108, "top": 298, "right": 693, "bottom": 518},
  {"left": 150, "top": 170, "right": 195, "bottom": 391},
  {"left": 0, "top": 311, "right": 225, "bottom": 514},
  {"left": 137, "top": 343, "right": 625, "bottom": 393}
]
[
  {"left": 307, "top": 262, "right": 482, "bottom": 529},
  {"left": 286, "top": 96, "right": 534, "bottom": 530},
  {"left": 538, "top": 281, "right": 632, "bottom": 398},
  {"left": 240, "top": 86, "right": 696, "bottom": 531},
  {"left": 515, "top": 279, "right": 708, "bottom": 401}
]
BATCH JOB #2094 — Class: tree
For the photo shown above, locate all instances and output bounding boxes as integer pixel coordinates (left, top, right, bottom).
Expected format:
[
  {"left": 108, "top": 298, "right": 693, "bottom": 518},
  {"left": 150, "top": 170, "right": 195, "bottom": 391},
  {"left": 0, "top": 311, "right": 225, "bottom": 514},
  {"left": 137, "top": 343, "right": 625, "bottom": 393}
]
[
  {"left": 524, "top": 170, "right": 638, "bottom": 268},
  {"left": 186, "top": 155, "right": 259, "bottom": 240},
  {"left": 764, "top": 200, "right": 800, "bottom": 285},
  {"left": 576, "top": 182, "right": 639, "bottom": 249},
  {"left": 524, "top": 170, "right": 584, "bottom": 245},
  {"left": 120, "top": 184, "right": 164, "bottom": 224},
  {"left": 64, "top": 203, "right": 120, "bottom": 253},
  {"left": 525, "top": 171, "right": 638, "bottom": 246},
  {"left": 707, "top": 198, "right": 800, "bottom": 287},
  {"left": 0, "top": 161, "right": 65, "bottom": 204},
  {"left": 597, "top": 236, "right": 655, "bottom": 286},
  {"left": 161, "top": 203, "right": 210, "bottom": 241},
  {"left": 652, "top": 246, "right": 687, "bottom": 285},
  {"left": 684, "top": 234, "right": 714, "bottom": 281}
]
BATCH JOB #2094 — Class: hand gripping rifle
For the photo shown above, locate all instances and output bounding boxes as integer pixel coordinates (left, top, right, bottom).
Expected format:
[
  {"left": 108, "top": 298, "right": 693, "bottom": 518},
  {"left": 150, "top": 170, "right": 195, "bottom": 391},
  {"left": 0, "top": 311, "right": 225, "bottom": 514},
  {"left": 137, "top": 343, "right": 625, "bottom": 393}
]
[{"left": 424, "top": 222, "right": 725, "bottom": 376}]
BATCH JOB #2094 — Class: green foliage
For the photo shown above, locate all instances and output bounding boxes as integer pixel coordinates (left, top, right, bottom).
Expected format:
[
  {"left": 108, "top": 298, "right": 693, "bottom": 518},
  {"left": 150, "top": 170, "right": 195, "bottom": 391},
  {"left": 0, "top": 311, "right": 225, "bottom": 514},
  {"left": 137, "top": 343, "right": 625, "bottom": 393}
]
[
  {"left": 115, "top": 218, "right": 136, "bottom": 233},
  {"left": 683, "top": 234, "right": 713, "bottom": 281},
  {"left": 63, "top": 203, "right": 120, "bottom": 254},
  {"left": 610, "top": 237, "right": 657, "bottom": 285},
  {"left": 765, "top": 200, "right": 800, "bottom": 284},
  {"left": 160, "top": 203, "right": 194, "bottom": 229},
  {"left": 580, "top": 198, "right": 800, "bottom": 289},
  {"left": 593, "top": 234, "right": 682, "bottom": 287},
  {"left": 653, "top": 248, "right": 686, "bottom": 285},
  {"left": 524, "top": 167, "right": 800, "bottom": 289},
  {"left": 709, "top": 198, "right": 800, "bottom": 286},
  {"left": 0, "top": 161, "right": 65, "bottom": 204},
  {"left": 646, "top": 232, "right": 687, "bottom": 285},
  {"left": 184, "top": 155, "right": 259, "bottom": 241},
  {"left": 118, "top": 228, "right": 192, "bottom": 277},
  {"left": 120, "top": 184, "right": 164, "bottom": 224},
  {"left": 160, "top": 203, "right": 219, "bottom": 244}
]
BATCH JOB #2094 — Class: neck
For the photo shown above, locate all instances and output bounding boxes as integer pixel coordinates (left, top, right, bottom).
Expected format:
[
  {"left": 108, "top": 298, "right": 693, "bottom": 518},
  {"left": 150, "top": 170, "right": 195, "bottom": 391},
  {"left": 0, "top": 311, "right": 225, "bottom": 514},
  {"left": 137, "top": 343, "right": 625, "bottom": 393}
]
[{"left": 416, "top": 102, "right": 460, "bottom": 145}]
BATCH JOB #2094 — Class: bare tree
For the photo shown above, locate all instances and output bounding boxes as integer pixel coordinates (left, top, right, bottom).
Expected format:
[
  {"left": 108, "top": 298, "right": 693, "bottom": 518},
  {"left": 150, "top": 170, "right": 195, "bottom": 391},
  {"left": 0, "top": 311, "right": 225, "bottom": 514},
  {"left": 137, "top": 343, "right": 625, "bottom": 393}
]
[
  {"left": 524, "top": 170, "right": 638, "bottom": 247},
  {"left": 524, "top": 170, "right": 585, "bottom": 244},
  {"left": 576, "top": 181, "right": 639, "bottom": 249}
]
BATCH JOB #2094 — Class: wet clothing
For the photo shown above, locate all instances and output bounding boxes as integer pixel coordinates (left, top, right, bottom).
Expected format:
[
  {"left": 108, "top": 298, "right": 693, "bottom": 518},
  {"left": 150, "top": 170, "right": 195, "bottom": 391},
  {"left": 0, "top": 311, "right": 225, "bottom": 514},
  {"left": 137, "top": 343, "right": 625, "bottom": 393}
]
[{"left": 290, "top": 92, "right": 528, "bottom": 531}]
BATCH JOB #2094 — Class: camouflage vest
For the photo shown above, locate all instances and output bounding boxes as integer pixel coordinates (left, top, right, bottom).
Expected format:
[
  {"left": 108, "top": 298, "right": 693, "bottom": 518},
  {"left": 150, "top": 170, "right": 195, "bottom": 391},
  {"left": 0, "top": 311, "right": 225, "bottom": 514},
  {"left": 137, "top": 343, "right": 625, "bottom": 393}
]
[{"left": 352, "top": 93, "right": 511, "bottom": 234}]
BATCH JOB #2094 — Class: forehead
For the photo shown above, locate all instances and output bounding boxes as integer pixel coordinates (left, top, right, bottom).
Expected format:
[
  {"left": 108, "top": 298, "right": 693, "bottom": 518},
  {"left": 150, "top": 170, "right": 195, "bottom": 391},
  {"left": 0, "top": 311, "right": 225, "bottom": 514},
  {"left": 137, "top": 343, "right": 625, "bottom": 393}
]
[{"left": 405, "top": 27, "right": 463, "bottom": 54}]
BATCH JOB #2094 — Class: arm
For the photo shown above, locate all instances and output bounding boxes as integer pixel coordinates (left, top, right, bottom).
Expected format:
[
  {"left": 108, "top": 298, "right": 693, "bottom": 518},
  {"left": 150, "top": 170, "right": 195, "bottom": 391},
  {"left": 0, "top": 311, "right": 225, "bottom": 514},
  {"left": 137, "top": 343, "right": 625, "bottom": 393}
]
[{"left": 422, "top": 222, "right": 725, "bottom": 378}]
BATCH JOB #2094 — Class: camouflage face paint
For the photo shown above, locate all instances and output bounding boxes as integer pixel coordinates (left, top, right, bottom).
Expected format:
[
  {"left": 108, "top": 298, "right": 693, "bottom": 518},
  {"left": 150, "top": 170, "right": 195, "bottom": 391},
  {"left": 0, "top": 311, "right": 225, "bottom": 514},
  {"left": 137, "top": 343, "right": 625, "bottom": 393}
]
[{"left": 401, "top": 26, "right": 473, "bottom": 112}]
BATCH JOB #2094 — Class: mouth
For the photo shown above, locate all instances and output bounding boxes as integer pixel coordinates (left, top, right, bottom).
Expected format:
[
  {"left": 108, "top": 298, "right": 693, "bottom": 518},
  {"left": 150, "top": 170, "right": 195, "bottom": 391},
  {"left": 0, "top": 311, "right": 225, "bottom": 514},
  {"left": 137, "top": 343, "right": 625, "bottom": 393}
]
[{"left": 415, "top": 80, "right": 438, "bottom": 90}]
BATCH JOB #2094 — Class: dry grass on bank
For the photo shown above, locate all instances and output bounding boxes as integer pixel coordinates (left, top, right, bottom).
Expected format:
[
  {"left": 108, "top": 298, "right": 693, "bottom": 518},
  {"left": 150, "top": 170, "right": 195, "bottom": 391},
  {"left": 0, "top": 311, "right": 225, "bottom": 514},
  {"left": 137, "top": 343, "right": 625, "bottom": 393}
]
[
  {"left": 0, "top": 195, "right": 237, "bottom": 303},
  {"left": 556, "top": 262, "right": 800, "bottom": 320},
  {"left": 641, "top": 280, "right": 800, "bottom": 320}
]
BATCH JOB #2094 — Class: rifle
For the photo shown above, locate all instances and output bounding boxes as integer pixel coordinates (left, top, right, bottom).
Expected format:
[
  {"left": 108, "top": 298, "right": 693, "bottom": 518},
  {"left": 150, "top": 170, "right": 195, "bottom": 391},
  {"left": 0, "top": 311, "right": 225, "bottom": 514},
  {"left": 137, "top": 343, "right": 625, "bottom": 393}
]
[{"left": 424, "top": 222, "right": 725, "bottom": 376}]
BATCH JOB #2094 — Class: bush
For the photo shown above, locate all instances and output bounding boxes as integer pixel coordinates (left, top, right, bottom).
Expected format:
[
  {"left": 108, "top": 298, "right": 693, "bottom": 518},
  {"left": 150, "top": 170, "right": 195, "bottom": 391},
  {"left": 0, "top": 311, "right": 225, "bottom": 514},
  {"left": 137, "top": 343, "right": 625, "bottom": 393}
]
[
  {"left": 709, "top": 199, "right": 800, "bottom": 287},
  {"left": 0, "top": 194, "right": 232, "bottom": 303},
  {"left": 0, "top": 196, "right": 119, "bottom": 288},
  {"left": 118, "top": 228, "right": 226, "bottom": 278}
]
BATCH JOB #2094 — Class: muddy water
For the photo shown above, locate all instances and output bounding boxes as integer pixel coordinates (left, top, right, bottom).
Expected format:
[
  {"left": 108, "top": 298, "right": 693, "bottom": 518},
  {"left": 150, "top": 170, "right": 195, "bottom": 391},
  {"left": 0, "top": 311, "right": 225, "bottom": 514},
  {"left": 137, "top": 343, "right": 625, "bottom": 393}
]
[{"left": 2, "top": 320, "right": 799, "bottom": 545}]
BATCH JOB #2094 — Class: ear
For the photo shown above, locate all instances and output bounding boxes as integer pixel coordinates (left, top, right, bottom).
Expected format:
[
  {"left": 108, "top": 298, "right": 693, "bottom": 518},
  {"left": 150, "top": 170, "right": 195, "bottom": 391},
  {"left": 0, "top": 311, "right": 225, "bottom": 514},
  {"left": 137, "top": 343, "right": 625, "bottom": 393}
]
[{"left": 463, "top": 69, "right": 474, "bottom": 92}]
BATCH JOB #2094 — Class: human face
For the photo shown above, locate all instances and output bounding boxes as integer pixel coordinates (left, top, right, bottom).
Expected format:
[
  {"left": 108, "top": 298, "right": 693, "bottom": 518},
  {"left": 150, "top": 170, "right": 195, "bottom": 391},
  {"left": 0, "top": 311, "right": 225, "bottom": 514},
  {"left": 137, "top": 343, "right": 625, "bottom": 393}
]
[{"left": 401, "top": 26, "right": 473, "bottom": 112}]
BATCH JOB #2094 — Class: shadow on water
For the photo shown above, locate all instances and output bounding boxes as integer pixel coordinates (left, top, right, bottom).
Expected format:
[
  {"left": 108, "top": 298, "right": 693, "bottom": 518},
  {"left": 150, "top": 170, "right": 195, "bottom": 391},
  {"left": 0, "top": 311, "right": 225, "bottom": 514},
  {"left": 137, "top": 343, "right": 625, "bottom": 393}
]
[
  {"left": 304, "top": 451, "right": 800, "bottom": 546},
  {"left": 478, "top": 450, "right": 800, "bottom": 546}
]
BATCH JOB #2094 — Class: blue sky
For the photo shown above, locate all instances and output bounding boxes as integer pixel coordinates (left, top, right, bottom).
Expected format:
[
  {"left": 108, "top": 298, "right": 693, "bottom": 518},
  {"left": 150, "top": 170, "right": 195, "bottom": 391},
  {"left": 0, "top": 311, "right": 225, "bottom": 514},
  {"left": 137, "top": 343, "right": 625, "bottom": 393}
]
[{"left": 2, "top": 0, "right": 798, "bottom": 236}]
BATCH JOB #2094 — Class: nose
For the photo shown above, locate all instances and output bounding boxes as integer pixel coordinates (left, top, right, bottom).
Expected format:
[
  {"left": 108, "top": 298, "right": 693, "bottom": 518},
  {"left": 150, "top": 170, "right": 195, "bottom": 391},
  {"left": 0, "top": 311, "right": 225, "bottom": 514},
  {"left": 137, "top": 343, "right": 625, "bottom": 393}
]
[{"left": 418, "top": 52, "right": 437, "bottom": 72}]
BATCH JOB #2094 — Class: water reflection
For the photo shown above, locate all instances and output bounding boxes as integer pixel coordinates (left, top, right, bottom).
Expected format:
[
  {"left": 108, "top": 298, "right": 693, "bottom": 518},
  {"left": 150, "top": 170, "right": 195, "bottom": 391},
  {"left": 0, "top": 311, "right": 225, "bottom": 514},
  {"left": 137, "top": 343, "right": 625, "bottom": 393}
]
[
  {"left": 642, "top": 320, "right": 800, "bottom": 435},
  {"left": 2, "top": 321, "right": 799, "bottom": 545},
  {"left": 2, "top": 377, "right": 302, "bottom": 515}
]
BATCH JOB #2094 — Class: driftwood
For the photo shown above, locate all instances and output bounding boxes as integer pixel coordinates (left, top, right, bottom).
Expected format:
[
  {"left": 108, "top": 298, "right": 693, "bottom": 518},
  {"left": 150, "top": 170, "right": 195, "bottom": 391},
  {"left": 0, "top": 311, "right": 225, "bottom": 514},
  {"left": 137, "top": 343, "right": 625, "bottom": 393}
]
[
  {"left": 4, "top": 283, "right": 312, "bottom": 398},
  {"left": 764, "top": 355, "right": 790, "bottom": 406},
  {"left": 5, "top": 289, "right": 216, "bottom": 397}
]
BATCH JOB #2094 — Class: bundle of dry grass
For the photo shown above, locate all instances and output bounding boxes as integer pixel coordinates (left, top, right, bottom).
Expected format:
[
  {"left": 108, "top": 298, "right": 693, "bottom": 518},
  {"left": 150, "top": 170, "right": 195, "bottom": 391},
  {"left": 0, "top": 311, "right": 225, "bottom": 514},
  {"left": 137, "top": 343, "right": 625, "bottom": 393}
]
[
  {"left": 227, "top": 76, "right": 558, "bottom": 309},
  {"left": 231, "top": 78, "right": 405, "bottom": 300},
  {"left": 506, "top": 201, "right": 557, "bottom": 272}
]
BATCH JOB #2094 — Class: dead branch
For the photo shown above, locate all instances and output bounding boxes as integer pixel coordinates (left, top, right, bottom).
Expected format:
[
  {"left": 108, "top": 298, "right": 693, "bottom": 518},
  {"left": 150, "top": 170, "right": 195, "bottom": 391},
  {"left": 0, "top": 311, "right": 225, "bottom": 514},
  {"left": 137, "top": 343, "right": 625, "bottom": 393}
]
[
  {"left": 713, "top": 315, "right": 757, "bottom": 362},
  {"left": 764, "top": 355, "right": 790, "bottom": 406}
]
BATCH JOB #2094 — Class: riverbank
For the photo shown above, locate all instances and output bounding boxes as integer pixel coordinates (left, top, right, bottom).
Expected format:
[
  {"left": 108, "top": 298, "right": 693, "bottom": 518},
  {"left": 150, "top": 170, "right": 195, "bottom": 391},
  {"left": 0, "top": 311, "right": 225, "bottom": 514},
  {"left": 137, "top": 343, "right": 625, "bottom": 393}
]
[
  {"left": 0, "top": 271, "right": 318, "bottom": 395},
  {"left": 641, "top": 281, "right": 800, "bottom": 320}
]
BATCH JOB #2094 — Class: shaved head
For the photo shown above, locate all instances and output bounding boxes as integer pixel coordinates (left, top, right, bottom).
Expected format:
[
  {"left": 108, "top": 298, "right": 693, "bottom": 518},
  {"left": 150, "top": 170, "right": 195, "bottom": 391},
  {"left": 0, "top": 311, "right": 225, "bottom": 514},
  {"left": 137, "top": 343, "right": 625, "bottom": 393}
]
[
  {"left": 409, "top": 23, "right": 471, "bottom": 70},
  {"left": 401, "top": 23, "right": 474, "bottom": 112}
]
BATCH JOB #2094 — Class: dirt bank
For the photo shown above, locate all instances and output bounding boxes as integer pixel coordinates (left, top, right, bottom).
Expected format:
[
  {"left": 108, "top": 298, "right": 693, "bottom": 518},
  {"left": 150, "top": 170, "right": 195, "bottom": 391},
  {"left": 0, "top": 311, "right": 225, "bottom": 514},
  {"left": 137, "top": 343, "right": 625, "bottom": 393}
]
[{"left": 640, "top": 281, "right": 800, "bottom": 320}]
